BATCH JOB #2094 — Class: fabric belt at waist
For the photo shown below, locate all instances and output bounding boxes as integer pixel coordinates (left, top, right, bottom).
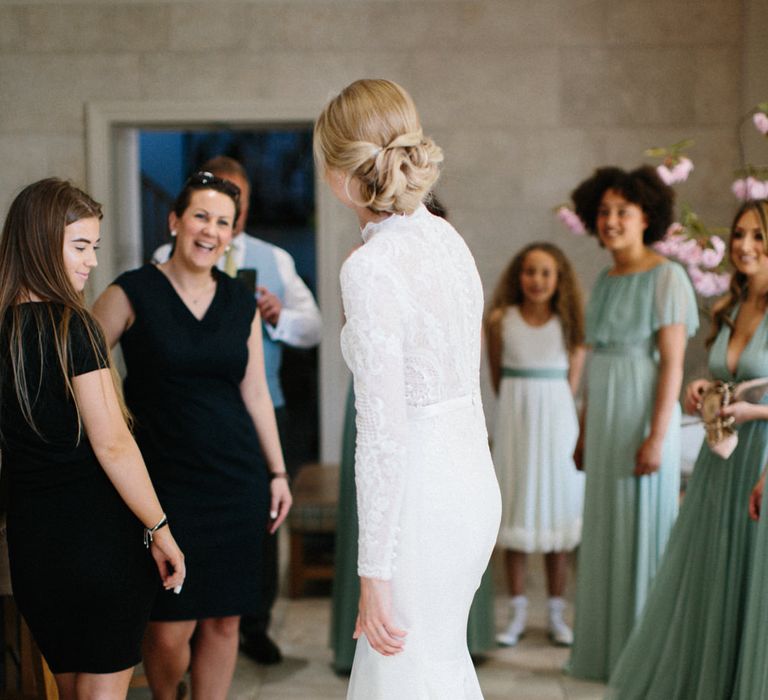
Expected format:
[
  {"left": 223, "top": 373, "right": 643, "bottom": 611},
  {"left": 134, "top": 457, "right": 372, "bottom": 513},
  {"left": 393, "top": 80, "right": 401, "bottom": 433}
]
[
  {"left": 593, "top": 341, "right": 654, "bottom": 357},
  {"left": 407, "top": 394, "right": 475, "bottom": 420},
  {"left": 502, "top": 367, "right": 568, "bottom": 380}
]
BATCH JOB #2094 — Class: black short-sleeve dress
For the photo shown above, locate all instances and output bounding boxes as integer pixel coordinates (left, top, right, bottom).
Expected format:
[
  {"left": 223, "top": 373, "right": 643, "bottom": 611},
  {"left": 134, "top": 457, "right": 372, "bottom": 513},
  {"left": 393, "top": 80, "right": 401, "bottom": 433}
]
[
  {"left": 0, "top": 303, "right": 156, "bottom": 674},
  {"left": 113, "top": 264, "right": 269, "bottom": 620}
]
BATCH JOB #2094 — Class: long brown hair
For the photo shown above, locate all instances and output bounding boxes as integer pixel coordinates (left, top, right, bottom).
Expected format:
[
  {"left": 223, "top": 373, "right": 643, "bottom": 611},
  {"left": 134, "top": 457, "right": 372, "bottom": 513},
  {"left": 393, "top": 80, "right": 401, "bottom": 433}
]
[
  {"left": 706, "top": 199, "right": 768, "bottom": 348},
  {"left": 485, "top": 242, "right": 585, "bottom": 354},
  {"left": 0, "top": 178, "right": 129, "bottom": 438}
]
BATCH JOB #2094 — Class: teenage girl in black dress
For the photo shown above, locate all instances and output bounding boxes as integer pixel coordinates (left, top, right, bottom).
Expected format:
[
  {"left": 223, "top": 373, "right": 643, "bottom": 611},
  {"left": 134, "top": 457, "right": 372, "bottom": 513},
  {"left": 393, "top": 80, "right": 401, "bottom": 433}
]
[{"left": 0, "top": 178, "right": 185, "bottom": 700}]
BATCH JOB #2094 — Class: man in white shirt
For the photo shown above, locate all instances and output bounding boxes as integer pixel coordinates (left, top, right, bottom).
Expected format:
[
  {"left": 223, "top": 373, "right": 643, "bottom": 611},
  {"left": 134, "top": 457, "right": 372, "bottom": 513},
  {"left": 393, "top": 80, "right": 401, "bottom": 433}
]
[{"left": 153, "top": 155, "right": 321, "bottom": 664}]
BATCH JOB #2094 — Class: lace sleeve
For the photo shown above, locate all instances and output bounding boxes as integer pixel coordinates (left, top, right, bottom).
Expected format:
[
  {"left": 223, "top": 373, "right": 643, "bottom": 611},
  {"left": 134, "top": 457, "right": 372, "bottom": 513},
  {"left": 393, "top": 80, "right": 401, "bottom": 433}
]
[{"left": 340, "top": 251, "right": 407, "bottom": 581}]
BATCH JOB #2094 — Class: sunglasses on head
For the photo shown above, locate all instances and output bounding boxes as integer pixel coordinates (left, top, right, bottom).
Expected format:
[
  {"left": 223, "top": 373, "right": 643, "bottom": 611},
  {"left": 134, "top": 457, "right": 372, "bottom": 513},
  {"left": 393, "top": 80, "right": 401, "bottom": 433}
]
[{"left": 185, "top": 171, "right": 241, "bottom": 200}]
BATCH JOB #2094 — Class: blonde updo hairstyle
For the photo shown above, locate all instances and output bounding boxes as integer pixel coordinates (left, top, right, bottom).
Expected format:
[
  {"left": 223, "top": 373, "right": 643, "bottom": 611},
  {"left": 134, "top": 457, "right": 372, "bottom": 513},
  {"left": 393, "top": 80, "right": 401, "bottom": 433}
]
[{"left": 313, "top": 79, "right": 443, "bottom": 215}]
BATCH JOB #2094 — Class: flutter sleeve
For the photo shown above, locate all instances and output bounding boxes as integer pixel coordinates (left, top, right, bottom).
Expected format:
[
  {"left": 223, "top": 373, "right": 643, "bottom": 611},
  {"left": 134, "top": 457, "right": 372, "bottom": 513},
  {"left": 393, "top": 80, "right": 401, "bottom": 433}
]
[
  {"left": 340, "top": 251, "right": 407, "bottom": 581},
  {"left": 653, "top": 261, "right": 699, "bottom": 337}
]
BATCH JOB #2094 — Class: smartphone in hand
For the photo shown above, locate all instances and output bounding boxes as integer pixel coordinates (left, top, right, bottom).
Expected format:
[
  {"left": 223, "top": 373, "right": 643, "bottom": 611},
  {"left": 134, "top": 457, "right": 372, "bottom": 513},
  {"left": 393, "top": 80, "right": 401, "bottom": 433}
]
[{"left": 236, "top": 268, "right": 258, "bottom": 295}]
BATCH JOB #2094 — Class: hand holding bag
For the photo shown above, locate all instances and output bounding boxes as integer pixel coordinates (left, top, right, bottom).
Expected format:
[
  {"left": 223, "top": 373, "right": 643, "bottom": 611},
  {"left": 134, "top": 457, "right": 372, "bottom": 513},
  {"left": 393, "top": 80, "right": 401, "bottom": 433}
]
[{"left": 700, "top": 378, "right": 768, "bottom": 459}]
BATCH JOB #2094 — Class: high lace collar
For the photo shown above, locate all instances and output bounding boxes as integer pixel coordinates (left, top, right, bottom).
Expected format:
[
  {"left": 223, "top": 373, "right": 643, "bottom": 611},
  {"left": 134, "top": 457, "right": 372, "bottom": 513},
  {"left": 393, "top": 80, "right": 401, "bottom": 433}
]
[{"left": 360, "top": 204, "right": 428, "bottom": 243}]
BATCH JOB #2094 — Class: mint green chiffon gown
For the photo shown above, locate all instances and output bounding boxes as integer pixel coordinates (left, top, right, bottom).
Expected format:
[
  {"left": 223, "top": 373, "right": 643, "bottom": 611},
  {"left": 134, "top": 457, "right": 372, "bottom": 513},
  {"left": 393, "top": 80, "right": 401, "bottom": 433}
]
[
  {"left": 331, "top": 384, "right": 496, "bottom": 673},
  {"left": 567, "top": 261, "right": 698, "bottom": 682},
  {"left": 734, "top": 328, "right": 768, "bottom": 699},
  {"left": 608, "top": 306, "right": 768, "bottom": 699},
  {"left": 736, "top": 483, "right": 768, "bottom": 698}
]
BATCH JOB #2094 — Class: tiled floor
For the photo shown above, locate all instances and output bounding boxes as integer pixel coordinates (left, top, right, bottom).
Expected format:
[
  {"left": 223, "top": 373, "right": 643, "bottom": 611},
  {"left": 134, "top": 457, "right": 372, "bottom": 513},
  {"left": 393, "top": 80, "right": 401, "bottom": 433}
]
[{"left": 129, "top": 555, "right": 606, "bottom": 699}]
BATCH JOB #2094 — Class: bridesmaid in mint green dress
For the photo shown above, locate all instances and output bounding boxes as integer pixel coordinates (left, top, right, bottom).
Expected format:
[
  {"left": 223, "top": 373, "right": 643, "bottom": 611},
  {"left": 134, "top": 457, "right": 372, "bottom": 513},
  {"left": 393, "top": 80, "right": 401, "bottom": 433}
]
[
  {"left": 566, "top": 166, "right": 698, "bottom": 681},
  {"left": 609, "top": 199, "right": 768, "bottom": 699},
  {"left": 731, "top": 199, "right": 768, "bottom": 700},
  {"left": 331, "top": 383, "right": 496, "bottom": 673}
]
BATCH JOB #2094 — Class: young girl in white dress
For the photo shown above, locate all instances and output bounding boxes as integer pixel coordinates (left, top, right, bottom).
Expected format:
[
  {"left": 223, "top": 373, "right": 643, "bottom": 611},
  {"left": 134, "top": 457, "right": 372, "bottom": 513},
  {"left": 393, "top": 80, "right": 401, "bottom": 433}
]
[{"left": 485, "top": 242, "right": 586, "bottom": 647}]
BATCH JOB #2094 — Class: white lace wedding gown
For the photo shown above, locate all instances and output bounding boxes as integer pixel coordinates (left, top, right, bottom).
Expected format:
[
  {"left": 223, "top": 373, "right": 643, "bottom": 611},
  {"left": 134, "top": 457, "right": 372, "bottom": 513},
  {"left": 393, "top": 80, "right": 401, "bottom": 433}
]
[{"left": 341, "top": 205, "right": 501, "bottom": 699}]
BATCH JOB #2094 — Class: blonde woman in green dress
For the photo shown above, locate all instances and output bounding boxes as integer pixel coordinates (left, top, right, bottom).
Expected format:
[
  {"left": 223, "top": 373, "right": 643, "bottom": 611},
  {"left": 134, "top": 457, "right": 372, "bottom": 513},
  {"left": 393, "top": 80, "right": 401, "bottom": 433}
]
[
  {"left": 607, "top": 198, "right": 768, "bottom": 699},
  {"left": 718, "top": 199, "right": 768, "bottom": 700},
  {"left": 566, "top": 166, "right": 698, "bottom": 681}
]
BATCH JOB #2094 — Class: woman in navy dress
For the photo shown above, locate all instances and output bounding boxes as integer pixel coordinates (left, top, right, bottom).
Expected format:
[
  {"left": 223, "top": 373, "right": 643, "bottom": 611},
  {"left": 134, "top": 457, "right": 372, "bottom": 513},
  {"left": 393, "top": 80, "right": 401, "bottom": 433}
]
[{"left": 93, "top": 172, "right": 291, "bottom": 700}]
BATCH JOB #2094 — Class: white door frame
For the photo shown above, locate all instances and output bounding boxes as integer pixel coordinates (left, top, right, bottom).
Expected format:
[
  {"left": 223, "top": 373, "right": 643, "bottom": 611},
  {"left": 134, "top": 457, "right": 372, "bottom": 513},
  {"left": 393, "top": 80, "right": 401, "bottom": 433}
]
[{"left": 85, "top": 100, "right": 350, "bottom": 463}]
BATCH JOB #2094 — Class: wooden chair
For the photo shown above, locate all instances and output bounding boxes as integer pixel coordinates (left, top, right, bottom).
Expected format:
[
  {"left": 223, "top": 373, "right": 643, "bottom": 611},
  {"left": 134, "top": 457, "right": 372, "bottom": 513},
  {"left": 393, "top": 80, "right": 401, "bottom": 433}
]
[{"left": 288, "top": 463, "right": 339, "bottom": 598}]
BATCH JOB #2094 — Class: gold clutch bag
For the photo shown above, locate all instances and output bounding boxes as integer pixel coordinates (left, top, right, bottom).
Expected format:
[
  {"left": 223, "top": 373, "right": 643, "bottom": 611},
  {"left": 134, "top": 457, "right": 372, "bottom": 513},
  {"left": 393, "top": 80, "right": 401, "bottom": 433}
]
[
  {"left": 700, "top": 381, "right": 737, "bottom": 458},
  {"left": 700, "top": 378, "right": 768, "bottom": 459}
]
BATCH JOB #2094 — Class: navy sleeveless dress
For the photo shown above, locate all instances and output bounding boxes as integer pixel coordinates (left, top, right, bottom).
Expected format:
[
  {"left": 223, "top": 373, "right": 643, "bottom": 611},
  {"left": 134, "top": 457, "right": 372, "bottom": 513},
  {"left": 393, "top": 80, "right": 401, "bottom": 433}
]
[
  {"left": 113, "top": 264, "right": 269, "bottom": 620},
  {"left": 1, "top": 303, "right": 156, "bottom": 673}
]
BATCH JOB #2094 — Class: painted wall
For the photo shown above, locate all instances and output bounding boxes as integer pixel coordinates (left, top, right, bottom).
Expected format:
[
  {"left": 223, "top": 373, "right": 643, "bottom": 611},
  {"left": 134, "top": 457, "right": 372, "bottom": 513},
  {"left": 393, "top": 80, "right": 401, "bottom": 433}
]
[{"left": 0, "top": 0, "right": 764, "bottom": 460}]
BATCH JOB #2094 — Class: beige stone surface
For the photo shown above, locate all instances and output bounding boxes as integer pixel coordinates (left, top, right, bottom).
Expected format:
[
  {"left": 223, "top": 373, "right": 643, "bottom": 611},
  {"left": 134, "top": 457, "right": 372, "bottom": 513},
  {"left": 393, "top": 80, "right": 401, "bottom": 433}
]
[
  {"left": 23, "top": 4, "right": 170, "bottom": 52},
  {"left": 693, "top": 47, "right": 741, "bottom": 126},
  {"left": 247, "top": 2, "right": 374, "bottom": 51},
  {"left": 606, "top": 0, "right": 740, "bottom": 45},
  {"left": 0, "top": 135, "right": 86, "bottom": 212},
  {"left": 168, "top": 3, "right": 255, "bottom": 50},
  {"left": 0, "top": 54, "right": 141, "bottom": 133},
  {"left": 467, "top": 0, "right": 609, "bottom": 48},
  {"left": 0, "top": 6, "right": 24, "bottom": 50},
  {"left": 560, "top": 47, "right": 698, "bottom": 127},
  {"left": 406, "top": 48, "right": 560, "bottom": 128}
]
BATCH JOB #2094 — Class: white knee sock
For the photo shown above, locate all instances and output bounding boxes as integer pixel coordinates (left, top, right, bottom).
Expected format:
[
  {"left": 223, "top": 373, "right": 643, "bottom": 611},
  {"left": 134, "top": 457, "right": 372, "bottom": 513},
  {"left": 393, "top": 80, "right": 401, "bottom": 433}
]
[
  {"left": 496, "top": 595, "right": 528, "bottom": 646},
  {"left": 547, "top": 596, "right": 573, "bottom": 646}
]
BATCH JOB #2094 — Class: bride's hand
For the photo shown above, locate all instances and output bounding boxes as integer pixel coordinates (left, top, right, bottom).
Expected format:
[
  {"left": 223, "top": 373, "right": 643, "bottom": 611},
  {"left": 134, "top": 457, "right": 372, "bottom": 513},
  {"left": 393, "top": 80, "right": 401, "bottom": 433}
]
[{"left": 353, "top": 576, "right": 407, "bottom": 656}]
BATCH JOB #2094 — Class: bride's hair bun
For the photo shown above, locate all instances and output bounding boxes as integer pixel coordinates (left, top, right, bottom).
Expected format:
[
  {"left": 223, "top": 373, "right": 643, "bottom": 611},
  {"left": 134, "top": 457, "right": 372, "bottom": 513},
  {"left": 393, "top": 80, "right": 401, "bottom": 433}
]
[{"left": 314, "top": 79, "right": 443, "bottom": 214}]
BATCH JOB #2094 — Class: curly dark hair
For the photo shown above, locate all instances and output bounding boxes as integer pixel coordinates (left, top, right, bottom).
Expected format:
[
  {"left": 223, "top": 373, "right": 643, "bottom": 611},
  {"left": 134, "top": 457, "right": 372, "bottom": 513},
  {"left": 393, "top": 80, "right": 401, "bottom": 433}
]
[{"left": 571, "top": 165, "right": 674, "bottom": 245}]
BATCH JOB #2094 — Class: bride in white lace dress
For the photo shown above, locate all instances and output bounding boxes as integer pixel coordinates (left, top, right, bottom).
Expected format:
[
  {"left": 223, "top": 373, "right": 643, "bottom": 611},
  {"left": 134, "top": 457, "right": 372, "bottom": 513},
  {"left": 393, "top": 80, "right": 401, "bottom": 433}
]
[{"left": 314, "top": 79, "right": 501, "bottom": 699}]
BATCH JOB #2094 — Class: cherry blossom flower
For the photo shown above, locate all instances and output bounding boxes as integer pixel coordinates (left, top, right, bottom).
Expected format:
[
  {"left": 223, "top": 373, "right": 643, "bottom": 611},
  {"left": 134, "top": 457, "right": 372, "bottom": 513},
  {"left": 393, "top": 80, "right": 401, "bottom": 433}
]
[
  {"left": 732, "top": 177, "right": 768, "bottom": 201},
  {"left": 700, "top": 236, "right": 726, "bottom": 269},
  {"left": 654, "top": 228, "right": 728, "bottom": 298},
  {"left": 687, "top": 266, "right": 731, "bottom": 298},
  {"left": 657, "top": 157, "right": 694, "bottom": 185},
  {"left": 667, "top": 222, "right": 684, "bottom": 237},
  {"left": 555, "top": 206, "right": 586, "bottom": 235},
  {"left": 753, "top": 112, "right": 768, "bottom": 136}
]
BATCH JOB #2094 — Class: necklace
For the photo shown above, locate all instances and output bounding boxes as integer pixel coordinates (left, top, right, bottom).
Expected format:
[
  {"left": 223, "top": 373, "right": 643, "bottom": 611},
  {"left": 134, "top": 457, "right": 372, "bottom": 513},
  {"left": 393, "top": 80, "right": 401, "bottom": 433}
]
[{"left": 158, "top": 263, "right": 216, "bottom": 306}]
